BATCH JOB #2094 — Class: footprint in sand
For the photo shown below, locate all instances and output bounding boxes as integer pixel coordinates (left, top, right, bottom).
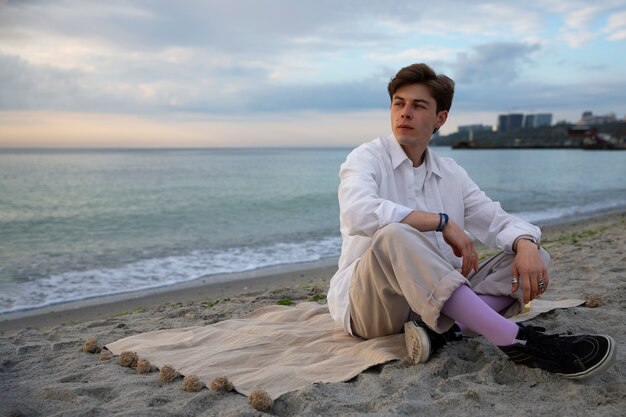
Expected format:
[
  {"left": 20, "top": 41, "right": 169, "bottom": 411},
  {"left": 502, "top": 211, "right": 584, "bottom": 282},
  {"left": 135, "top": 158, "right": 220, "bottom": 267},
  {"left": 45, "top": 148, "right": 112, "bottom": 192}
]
[
  {"left": 39, "top": 386, "right": 79, "bottom": 402},
  {"left": 16, "top": 344, "right": 43, "bottom": 355}
]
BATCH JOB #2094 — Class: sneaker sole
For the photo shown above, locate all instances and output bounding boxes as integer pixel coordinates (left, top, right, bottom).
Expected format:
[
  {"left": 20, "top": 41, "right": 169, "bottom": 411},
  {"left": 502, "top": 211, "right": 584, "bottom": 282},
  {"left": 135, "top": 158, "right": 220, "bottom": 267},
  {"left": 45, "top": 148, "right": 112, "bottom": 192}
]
[
  {"left": 404, "top": 321, "right": 431, "bottom": 364},
  {"left": 559, "top": 335, "right": 617, "bottom": 379}
]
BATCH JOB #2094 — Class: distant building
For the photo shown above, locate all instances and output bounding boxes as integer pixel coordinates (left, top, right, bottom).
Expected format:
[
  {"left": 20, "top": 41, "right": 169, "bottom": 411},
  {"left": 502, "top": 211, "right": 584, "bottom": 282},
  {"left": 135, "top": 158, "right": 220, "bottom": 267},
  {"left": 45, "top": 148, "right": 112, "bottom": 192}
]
[
  {"left": 497, "top": 113, "right": 524, "bottom": 132},
  {"left": 522, "top": 113, "right": 552, "bottom": 128},
  {"left": 523, "top": 114, "right": 536, "bottom": 128},
  {"left": 578, "top": 111, "right": 617, "bottom": 125},
  {"left": 458, "top": 124, "right": 492, "bottom": 134},
  {"left": 500, "top": 113, "right": 553, "bottom": 130},
  {"left": 497, "top": 115, "right": 507, "bottom": 132},
  {"left": 535, "top": 113, "right": 552, "bottom": 127}
]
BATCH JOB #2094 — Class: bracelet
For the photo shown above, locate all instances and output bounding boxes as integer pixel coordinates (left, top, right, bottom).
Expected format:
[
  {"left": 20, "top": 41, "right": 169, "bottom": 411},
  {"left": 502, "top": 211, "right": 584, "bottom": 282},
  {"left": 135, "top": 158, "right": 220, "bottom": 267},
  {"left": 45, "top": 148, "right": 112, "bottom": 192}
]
[{"left": 436, "top": 212, "right": 449, "bottom": 232}]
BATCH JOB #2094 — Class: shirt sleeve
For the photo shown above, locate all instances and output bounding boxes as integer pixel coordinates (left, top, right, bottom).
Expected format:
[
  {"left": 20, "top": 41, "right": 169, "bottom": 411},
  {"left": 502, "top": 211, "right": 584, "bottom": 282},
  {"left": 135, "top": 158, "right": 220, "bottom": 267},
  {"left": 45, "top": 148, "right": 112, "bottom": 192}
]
[
  {"left": 338, "top": 148, "right": 413, "bottom": 237},
  {"left": 458, "top": 165, "right": 541, "bottom": 252}
]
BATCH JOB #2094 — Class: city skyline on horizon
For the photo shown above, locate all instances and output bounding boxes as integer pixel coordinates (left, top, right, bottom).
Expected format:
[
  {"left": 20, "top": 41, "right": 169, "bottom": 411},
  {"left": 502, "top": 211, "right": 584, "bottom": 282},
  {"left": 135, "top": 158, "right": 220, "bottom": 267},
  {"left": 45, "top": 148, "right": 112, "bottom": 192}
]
[{"left": 456, "top": 109, "right": 624, "bottom": 133}]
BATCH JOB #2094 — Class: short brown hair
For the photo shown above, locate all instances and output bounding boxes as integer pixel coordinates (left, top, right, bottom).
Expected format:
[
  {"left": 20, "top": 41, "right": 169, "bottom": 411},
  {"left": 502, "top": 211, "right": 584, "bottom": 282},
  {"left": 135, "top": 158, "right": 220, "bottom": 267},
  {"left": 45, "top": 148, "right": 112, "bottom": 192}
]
[{"left": 387, "top": 63, "right": 455, "bottom": 113}]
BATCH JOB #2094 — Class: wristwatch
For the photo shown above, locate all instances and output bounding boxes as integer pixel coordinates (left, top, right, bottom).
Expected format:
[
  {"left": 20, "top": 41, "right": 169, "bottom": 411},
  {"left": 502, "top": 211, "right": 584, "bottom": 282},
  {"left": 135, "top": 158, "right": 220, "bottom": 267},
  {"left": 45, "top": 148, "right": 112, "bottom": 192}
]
[{"left": 514, "top": 235, "right": 540, "bottom": 251}]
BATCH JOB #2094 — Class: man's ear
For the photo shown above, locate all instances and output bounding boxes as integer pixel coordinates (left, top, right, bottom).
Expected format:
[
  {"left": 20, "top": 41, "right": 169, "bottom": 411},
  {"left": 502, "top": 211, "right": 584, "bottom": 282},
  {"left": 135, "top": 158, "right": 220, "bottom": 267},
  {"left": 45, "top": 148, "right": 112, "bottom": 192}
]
[
  {"left": 433, "top": 110, "right": 448, "bottom": 133},
  {"left": 436, "top": 110, "right": 448, "bottom": 129}
]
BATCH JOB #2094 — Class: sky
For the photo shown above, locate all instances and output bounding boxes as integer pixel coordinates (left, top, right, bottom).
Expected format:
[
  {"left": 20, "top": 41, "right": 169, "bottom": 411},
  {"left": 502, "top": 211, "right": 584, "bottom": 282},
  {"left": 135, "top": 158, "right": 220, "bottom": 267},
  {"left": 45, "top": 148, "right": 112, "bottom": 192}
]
[{"left": 0, "top": 0, "right": 625, "bottom": 148}]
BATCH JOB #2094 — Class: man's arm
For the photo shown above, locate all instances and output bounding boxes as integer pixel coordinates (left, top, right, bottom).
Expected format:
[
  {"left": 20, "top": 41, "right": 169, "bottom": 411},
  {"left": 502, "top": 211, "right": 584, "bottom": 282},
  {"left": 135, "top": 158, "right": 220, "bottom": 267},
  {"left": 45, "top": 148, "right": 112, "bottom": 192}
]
[
  {"left": 443, "top": 162, "right": 547, "bottom": 294},
  {"left": 400, "top": 211, "right": 479, "bottom": 277},
  {"left": 339, "top": 150, "right": 413, "bottom": 237}
]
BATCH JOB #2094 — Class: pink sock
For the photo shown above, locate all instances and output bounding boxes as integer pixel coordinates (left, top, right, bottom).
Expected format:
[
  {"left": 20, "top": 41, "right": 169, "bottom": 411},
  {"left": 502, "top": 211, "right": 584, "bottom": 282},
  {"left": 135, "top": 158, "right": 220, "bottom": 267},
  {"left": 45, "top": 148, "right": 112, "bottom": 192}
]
[
  {"left": 441, "top": 285, "right": 519, "bottom": 346},
  {"left": 454, "top": 294, "right": 514, "bottom": 334},
  {"left": 456, "top": 294, "right": 515, "bottom": 333},
  {"left": 477, "top": 294, "right": 515, "bottom": 313}
]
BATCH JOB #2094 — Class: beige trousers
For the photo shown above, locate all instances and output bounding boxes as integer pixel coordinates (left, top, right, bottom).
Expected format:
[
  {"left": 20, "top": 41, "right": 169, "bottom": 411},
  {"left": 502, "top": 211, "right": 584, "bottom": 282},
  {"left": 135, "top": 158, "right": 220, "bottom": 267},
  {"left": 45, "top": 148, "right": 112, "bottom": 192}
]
[{"left": 349, "top": 223, "right": 551, "bottom": 339}]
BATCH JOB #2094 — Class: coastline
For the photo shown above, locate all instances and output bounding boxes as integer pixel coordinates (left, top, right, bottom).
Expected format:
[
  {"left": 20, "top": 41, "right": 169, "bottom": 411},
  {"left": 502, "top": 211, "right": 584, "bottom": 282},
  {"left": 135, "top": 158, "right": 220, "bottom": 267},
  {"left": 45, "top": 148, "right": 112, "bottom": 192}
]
[
  {"left": 3, "top": 147, "right": 623, "bottom": 328},
  {"left": 0, "top": 258, "right": 338, "bottom": 332},
  {"left": 1, "top": 211, "right": 624, "bottom": 332},
  {"left": 0, "top": 212, "right": 624, "bottom": 416}
]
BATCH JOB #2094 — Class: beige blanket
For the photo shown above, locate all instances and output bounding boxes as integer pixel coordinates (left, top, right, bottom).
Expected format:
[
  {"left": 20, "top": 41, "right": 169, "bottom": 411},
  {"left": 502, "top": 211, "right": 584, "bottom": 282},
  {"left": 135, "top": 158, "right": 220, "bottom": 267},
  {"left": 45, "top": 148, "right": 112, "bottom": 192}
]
[
  {"left": 511, "top": 298, "right": 585, "bottom": 322},
  {"left": 106, "top": 299, "right": 583, "bottom": 398},
  {"left": 106, "top": 302, "right": 404, "bottom": 398}
]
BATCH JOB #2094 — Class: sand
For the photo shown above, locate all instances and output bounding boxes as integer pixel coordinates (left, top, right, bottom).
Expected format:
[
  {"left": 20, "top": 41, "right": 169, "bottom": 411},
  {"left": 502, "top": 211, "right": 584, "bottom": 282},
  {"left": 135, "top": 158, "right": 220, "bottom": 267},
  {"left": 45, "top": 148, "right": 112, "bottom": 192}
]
[{"left": 0, "top": 214, "right": 624, "bottom": 416}]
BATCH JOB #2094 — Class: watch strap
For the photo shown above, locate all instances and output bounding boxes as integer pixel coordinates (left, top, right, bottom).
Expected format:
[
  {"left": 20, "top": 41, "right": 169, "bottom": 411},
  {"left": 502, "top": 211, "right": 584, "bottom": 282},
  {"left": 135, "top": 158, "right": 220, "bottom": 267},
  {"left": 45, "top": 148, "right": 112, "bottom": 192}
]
[{"left": 514, "top": 234, "right": 540, "bottom": 252}]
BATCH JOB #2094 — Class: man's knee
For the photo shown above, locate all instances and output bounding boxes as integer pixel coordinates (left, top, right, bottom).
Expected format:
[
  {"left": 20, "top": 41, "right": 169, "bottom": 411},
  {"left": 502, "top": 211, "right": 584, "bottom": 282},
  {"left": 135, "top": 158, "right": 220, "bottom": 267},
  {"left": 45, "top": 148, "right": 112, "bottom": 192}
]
[{"left": 373, "top": 222, "right": 417, "bottom": 247}]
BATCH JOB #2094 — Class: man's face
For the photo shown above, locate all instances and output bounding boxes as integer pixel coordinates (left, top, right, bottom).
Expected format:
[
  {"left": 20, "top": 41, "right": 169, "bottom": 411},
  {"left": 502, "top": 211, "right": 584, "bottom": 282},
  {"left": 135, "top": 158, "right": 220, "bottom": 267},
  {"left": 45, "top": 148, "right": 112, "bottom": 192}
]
[{"left": 390, "top": 84, "right": 448, "bottom": 149}]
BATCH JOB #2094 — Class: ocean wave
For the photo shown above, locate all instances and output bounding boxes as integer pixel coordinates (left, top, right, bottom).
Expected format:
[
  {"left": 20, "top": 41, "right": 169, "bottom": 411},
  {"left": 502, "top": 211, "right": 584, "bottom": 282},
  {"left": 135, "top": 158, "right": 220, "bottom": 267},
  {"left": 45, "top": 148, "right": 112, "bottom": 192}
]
[
  {"left": 0, "top": 236, "right": 342, "bottom": 315},
  {"left": 514, "top": 198, "right": 626, "bottom": 225}
]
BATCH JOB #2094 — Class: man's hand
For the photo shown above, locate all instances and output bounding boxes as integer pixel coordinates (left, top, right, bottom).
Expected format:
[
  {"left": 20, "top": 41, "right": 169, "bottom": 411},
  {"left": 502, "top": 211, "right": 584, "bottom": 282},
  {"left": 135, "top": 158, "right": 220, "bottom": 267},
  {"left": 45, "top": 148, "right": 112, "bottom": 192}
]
[
  {"left": 442, "top": 221, "right": 479, "bottom": 277},
  {"left": 512, "top": 239, "right": 549, "bottom": 304}
]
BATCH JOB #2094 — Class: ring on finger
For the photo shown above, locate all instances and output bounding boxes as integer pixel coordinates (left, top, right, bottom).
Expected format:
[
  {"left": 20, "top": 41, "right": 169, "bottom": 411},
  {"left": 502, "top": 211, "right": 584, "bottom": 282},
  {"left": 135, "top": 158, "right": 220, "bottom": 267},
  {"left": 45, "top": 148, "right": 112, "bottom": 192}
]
[
  {"left": 538, "top": 277, "right": 546, "bottom": 291},
  {"left": 512, "top": 277, "right": 519, "bottom": 285}
]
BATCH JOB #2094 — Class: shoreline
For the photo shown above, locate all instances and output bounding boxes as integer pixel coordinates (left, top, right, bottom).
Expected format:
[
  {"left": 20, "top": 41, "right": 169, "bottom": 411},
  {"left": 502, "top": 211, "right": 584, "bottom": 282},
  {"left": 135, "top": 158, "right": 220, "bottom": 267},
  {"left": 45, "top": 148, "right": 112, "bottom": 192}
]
[
  {"left": 0, "top": 258, "right": 337, "bottom": 332},
  {"left": 1, "top": 211, "right": 624, "bottom": 332}
]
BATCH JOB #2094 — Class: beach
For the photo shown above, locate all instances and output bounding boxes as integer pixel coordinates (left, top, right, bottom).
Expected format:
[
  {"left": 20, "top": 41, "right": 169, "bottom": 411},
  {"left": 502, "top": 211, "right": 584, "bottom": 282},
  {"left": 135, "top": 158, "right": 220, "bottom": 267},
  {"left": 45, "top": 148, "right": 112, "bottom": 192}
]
[{"left": 1, "top": 213, "right": 625, "bottom": 416}]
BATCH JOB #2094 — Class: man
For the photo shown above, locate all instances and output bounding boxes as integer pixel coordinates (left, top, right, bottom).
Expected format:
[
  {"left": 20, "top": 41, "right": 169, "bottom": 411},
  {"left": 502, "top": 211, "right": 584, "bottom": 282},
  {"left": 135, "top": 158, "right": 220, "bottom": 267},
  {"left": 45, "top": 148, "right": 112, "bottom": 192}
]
[{"left": 327, "top": 63, "right": 616, "bottom": 379}]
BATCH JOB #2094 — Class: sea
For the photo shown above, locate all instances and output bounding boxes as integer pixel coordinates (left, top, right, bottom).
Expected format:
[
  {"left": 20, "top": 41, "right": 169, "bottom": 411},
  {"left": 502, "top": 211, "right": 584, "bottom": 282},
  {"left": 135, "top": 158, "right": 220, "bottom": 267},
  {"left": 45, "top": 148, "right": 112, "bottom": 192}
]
[{"left": 1, "top": 147, "right": 625, "bottom": 315}]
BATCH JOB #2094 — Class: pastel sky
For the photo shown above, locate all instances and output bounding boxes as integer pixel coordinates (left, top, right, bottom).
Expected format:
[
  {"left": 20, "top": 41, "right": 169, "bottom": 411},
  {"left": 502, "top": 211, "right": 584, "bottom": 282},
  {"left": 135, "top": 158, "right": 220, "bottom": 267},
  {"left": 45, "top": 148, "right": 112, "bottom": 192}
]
[{"left": 1, "top": 0, "right": 625, "bottom": 148}]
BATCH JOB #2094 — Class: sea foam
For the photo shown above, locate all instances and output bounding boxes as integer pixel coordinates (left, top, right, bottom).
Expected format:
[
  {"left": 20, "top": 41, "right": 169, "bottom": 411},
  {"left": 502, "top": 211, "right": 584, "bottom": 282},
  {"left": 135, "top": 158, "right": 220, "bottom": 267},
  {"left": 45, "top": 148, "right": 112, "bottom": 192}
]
[{"left": 0, "top": 236, "right": 341, "bottom": 314}]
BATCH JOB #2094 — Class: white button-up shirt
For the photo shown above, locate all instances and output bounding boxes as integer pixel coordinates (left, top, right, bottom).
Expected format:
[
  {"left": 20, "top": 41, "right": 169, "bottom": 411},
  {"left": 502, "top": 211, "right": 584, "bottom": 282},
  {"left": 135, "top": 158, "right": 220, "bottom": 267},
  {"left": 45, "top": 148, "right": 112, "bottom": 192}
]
[{"left": 327, "top": 135, "right": 541, "bottom": 334}]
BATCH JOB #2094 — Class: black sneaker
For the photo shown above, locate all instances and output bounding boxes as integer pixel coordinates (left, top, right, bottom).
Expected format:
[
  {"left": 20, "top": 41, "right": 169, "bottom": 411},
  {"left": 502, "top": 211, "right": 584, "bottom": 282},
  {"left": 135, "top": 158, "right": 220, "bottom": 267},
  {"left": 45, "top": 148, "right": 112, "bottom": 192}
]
[
  {"left": 404, "top": 320, "right": 462, "bottom": 364},
  {"left": 500, "top": 324, "right": 616, "bottom": 379}
]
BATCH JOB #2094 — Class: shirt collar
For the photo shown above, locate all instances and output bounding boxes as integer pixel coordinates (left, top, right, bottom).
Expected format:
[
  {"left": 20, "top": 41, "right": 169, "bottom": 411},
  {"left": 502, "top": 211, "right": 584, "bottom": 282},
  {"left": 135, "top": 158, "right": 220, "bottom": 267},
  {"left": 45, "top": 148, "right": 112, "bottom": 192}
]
[
  {"left": 385, "top": 134, "right": 411, "bottom": 169},
  {"left": 425, "top": 148, "right": 443, "bottom": 178},
  {"left": 385, "top": 134, "right": 443, "bottom": 178}
]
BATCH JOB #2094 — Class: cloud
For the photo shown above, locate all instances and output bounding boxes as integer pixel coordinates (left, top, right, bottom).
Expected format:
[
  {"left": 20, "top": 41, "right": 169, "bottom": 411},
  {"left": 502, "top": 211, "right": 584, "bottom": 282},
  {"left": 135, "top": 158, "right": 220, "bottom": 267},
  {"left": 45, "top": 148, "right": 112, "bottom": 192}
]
[
  {"left": 453, "top": 78, "right": 626, "bottom": 116},
  {"left": 245, "top": 79, "right": 387, "bottom": 113},
  {"left": 0, "top": 0, "right": 624, "bottom": 128},
  {"left": 450, "top": 42, "right": 541, "bottom": 84},
  {"left": 604, "top": 10, "right": 626, "bottom": 40},
  {"left": 548, "top": 0, "right": 626, "bottom": 46},
  {"left": 0, "top": 0, "right": 398, "bottom": 55},
  {"left": 365, "top": 47, "right": 463, "bottom": 65},
  {"left": 0, "top": 1, "right": 565, "bottom": 70},
  {"left": 0, "top": 53, "right": 87, "bottom": 110},
  {"left": 560, "top": 31, "right": 596, "bottom": 48}
]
